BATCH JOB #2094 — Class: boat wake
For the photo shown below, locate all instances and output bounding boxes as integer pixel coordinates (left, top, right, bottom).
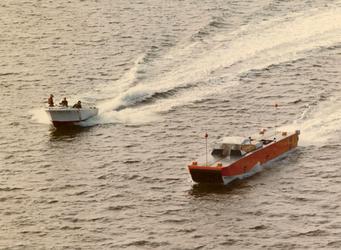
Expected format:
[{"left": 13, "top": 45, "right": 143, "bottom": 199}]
[
  {"left": 93, "top": 5, "right": 341, "bottom": 124},
  {"left": 281, "top": 97, "right": 341, "bottom": 146},
  {"left": 30, "top": 108, "right": 50, "bottom": 125}
]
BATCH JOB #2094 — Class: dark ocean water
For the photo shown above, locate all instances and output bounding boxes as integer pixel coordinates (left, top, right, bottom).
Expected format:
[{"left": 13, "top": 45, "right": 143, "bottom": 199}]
[{"left": 1, "top": 0, "right": 341, "bottom": 249}]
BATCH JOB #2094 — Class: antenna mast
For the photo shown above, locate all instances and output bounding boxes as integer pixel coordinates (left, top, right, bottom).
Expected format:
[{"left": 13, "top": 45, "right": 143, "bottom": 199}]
[
  {"left": 274, "top": 103, "right": 278, "bottom": 138},
  {"left": 205, "top": 132, "right": 208, "bottom": 166}
]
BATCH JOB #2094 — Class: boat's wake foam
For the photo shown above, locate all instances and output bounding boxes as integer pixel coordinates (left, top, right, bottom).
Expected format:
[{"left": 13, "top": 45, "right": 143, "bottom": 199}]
[
  {"left": 93, "top": 5, "right": 341, "bottom": 124},
  {"left": 30, "top": 108, "right": 51, "bottom": 125},
  {"left": 281, "top": 97, "right": 341, "bottom": 146}
]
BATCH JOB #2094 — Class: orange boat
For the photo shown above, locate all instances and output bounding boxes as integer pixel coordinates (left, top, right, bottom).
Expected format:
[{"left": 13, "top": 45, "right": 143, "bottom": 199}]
[{"left": 188, "top": 130, "right": 300, "bottom": 185}]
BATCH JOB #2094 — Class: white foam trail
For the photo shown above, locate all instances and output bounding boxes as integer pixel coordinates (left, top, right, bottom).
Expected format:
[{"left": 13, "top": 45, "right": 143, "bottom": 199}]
[
  {"left": 99, "top": 108, "right": 159, "bottom": 125},
  {"left": 30, "top": 108, "right": 50, "bottom": 125},
  {"left": 97, "top": 6, "right": 341, "bottom": 124},
  {"left": 281, "top": 97, "right": 341, "bottom": 146},
  {"left": 83, "top": 54, "right": 147, "bottom": 101}
]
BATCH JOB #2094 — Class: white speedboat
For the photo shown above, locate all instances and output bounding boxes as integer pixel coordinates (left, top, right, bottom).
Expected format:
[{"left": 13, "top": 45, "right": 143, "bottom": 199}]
[{"left": 45, "top": 104, "right": 98, "bottom": 127}]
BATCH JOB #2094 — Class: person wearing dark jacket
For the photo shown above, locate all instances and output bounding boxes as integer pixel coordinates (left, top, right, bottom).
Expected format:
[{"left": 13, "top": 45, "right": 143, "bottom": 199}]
[
  {"left": 73, "top": 100, "right": 82, "bottom": 109},
  {"left": 59, "top": 97, "right": 68, "bottom": 107},
  {"left": 48, "top": 94, "right": 54, "bottom": 107}
]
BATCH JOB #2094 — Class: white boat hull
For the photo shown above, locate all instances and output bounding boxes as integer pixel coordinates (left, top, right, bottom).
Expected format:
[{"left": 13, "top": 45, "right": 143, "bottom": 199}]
[{"left": 45, "top": 107, "right": 98, "bottom": 127}]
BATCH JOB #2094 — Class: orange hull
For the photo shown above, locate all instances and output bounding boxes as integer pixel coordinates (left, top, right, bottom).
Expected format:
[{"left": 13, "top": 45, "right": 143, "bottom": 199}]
[{"left": 188, "top": 131, "right": 299, "bottom": 185}]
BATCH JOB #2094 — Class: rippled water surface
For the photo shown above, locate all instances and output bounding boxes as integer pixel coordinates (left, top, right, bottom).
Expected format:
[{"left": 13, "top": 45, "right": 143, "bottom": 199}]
[{"left": 1, "top": 0, "right": 341, "bottom": 249}]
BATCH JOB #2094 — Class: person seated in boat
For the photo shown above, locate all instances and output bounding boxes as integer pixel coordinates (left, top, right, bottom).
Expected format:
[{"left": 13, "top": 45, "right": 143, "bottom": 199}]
[
  {"left": 59, "top": 97, "right": 68, "bottom": 107},
  {"left": 73, "top": 100, "right": 82, "bottom": 109},
  {"left": 48, "top": 94, "right": 54, "bottom": 107}
]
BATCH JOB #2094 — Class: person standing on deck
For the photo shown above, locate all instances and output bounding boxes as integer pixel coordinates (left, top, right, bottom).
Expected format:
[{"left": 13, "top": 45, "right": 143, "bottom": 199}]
[{"left": 48, "top": 94, "right": 54, "bottom": 107}]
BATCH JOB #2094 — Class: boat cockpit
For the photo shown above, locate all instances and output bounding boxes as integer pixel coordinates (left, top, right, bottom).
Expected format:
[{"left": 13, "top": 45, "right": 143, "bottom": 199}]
[{"left": 211, "top": 136, "right": 263, "bottom": 158}]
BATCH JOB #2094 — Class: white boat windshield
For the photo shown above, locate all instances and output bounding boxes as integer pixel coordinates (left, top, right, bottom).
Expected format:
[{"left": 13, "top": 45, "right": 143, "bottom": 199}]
[{"left": 211, "top": 136, "right": 261, "bottom": 158}]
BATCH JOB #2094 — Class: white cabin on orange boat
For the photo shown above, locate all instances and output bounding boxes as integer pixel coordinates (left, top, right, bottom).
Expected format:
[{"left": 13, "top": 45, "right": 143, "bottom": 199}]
[{"left": 211, "top": 136, "right": 262, "bottom": 157}]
